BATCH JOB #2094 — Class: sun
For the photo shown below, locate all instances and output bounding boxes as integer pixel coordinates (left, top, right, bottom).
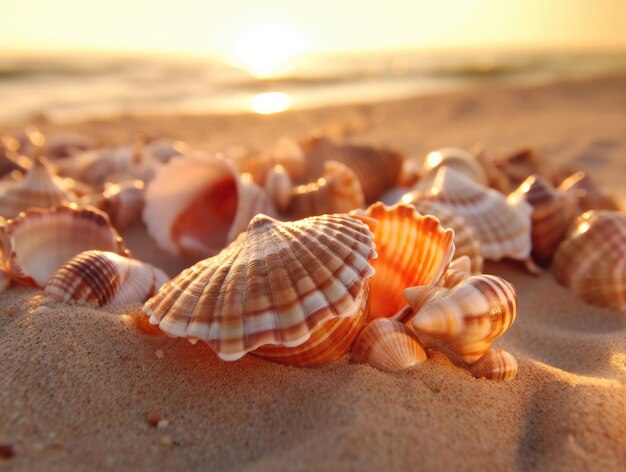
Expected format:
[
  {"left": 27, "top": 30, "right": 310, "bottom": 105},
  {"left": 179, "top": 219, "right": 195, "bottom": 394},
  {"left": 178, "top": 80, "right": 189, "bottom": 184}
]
[{"left": 231, "top": 23, "right": 304, "bottom": 78}]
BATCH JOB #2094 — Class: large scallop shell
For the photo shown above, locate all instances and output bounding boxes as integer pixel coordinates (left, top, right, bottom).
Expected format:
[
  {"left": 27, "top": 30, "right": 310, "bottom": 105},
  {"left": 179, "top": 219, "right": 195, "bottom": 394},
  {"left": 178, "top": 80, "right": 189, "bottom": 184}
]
[
  {"left": 143, "top": 213, "right": 377, "bottom": 365},
  {"left": 143, "top": 153, "right": 277, "bottom": 259},
  {"left": 422, "top": 147, "right": 487, "bottom": 186},
  {"left": 410, "top": 167, "right": 532, "bottom": 262},
  {"left": 553, "top": 210, "right": 626, "bottom": 312},
  {"left": 508, "top": 175, "right": 578, "bottom": 266},
  {"left": 1, "top": 204, "right": 128, "bottom": 287},
  {"left": 558, "top": 171, "right": 621, "bottom": 212},
  {"left": 351, "top": 318, "right": 427, "bottom": 372},
  {"left": 363, "top": 202, "right": 455, "bottom": 320},
  {"left": 470, "top": 348, "right": 518, "bottom": 381},
  {"left": 405, "top": 274, "right": 517, "bottom": 364},
  {"left": 44, "top": 250, "right": 169, "bottom": 306}
]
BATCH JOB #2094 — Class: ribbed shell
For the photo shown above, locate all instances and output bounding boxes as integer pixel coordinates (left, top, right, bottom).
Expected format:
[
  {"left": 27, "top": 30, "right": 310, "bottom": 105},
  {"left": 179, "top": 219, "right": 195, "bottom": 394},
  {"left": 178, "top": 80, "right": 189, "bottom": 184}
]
[
  {"left": 470, "top": 348, "right": 518, "bottom": 381},
  {"left": 405, "top": 274, "right": 517, "bottom": 364},
  {"left": 553, "top": 211, "right": 626, "bottom": 312},
  {"left": 143, "top": 213, "right": 377, "bottom": 364},
  {"left": 410, "top": 167, "right": 532, "bottom": 261},
  {"left": 422, "top": 147, "right": 487, "bottom": 186},
  {"left": 364, "top": 202, "right": 455, "bottom": 320},
  {"left": 439, "top": 256, "right": 473, "bottom": 288},
  {"left": 558, "top": 171, "right": 620, "bottom": 212},
  {"left": 508, "top": 175, "right": 578, "bottom": 266},
  {"left": 351, "top": 318, "right": 427, "bottom": 372},
  {"left": 44, "top": 250, "right": 169, "bottom": 307},
  {"left": 403, "top": 197, "right": 484, "bottom": 272},
  {"left": 1, "top": 204, "right": 129, "bottom": 287}
]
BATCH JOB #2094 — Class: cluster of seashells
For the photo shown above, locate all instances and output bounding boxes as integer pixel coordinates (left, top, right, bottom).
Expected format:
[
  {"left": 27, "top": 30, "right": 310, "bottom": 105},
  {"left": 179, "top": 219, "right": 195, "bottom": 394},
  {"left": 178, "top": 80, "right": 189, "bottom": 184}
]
[{"left": 1, "top": 126, "right": 624, "bottom": 382}]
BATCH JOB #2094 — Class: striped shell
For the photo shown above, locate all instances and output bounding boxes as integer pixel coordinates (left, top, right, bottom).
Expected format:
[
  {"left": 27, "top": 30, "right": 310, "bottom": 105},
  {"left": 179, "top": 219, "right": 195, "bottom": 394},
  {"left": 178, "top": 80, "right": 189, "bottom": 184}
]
[
  {"left": 363, "top": 202, "right": 455, "bottom": 320},
  {"left": 439, "top": 256, "right": 473, "bottom": 288},
  {"left": 405, "top": 274, "right": 517, "bottom": 364},
  {"left": 553, "top": 210, "right": 626, "bottom": 312},
  {"left": 470, "top": 348, "right": 518, "bottom": 381},
  {"left": 403, "top": 197, "right": 484, "bottom": 272},
  {"left": 143, "top": 213, "right": 377, "bottom": 366},
  {"left": 143, "top": 153, "right": 277, "bottom": 259},
  {"left": 422, "top": 147, "right": 487, "bottom": 186},
  {"left": 84, "top": 180, "right": 146, "bottom": 231},
  {"left": 1, "top": 204, "right": 128, "bottom": 287},
  {"left": 410, "top": 167, "right": 532, "bottom": 262},
  {"left": 558, "top": 171, "right": 620, "bottom": 212},
  {"left": 45, "top": 250, "right": 169, "bottom": 306},
  {"left": 508, "top": 175, "right": 578, "bottom": 266}
]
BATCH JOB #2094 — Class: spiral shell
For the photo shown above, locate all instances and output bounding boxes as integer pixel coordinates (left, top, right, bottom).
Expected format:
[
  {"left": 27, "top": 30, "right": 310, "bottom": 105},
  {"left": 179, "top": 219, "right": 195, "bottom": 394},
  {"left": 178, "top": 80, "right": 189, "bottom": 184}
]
[
  {"left": 422, "top": 147, "right": 487, "bottom": 186},
  {"left": 351, "top": 318, "right": 427, "bottom": 372},
  {"left": 439, "top": 256, "right": 473, "bottom": 288},
  {"left": 558, "top": 171, "right": 621, "bottom": 212},
  {"left": 553, "top": 210, "right": 626, "bottom": 312},
  {"left": 144, "top": 213, "right": 377, "bottom": 365},
  {"left": 470, "top": 348, "right": 518, "bottom": 381},
  {"left": 44, "top": 250, "right": 169, "bottom": 307},
  {"left": 405, "top": 274, "right": 517, "bottom": 364}
]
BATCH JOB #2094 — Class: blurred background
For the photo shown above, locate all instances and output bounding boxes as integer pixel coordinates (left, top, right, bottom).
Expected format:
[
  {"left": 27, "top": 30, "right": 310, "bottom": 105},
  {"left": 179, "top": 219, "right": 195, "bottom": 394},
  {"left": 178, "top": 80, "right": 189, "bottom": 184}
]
[{"left": 1, "top": 0, "right": 625, "bottom": 122}]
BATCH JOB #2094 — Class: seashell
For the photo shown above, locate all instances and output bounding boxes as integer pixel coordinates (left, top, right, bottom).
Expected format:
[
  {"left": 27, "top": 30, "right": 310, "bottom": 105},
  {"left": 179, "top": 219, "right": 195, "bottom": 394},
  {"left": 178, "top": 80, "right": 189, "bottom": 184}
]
[
  {"left": 403, "top": 197, "right": 484, "bottom": 273},
  {"left": 558, "top": 171, "right": 620, "bottom": 212},
  {"left": 379, "top": 186, "right": 411, "bottom": 206},
  {"left": 408, "top": 167, "right": 533, "bottom": 263},
  {"left": 405, "top": 274, "right": 517, "bottom": 364},
  {"left": 298, "top": 135, "right": 404, "bottom": 203},
  {"left": 141, "top": 138, "right": 188, "bottom": 163},
  {"left": 44, "top": 250, "right": 169, "bottom": 307},
  {"left": 351, "top": 318, "right": 427, "bottom": 372},
  {"left": 508, "top": 175, "right": 578, "bottom": 266},
  {"left": 363, "top": 202, "right": 455, "bottom": 320},
  {"left": 470, "top": 348, "right": 518, "bottom": 381},
  {"left": 439, "top": 255, "right": 474, "bottom": 288},
  {"left": 43, "top": 132, "right": 95, "bottom": 159},
  {"left": 231, "top": 137, "right": 307, "bottom": 184},
  {"left": 143, "top": 213, "right": 377, "bottom": 366},
  {"left": 264, "top": 165, "right": 292, "bottom": 213},
  {"left": 143, "top": 153, "right": 277, "bottom": 259},
  {"left": 553, "top": 210, "right": 626, "bottom": 312},
  {"left": 1, "top": 204, "right": 129, "bottom": 287},
  {"left": 285, "top": 161, "right": 365, "bottom": 220},
  {"left": 422, "top": 147, "right": 488, "bottom": 186},
  {"left": 0, "top": 158, "right": 76, "bottom": 218},
  {"left": 84, "top": 180, "right": 146, "bottom": 231}
]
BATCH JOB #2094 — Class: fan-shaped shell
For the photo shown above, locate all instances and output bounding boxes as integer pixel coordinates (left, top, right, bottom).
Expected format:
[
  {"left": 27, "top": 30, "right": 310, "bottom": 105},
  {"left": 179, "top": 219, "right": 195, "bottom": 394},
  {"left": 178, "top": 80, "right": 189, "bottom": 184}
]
[
  {"left": 553, "top": 210, "right": 626, "bottom": 312},
  {"left": 1, "top": 204, "right": 129, "bottom": 287},
  {"left": 363, "top": 202, "right": 455, "bottom": 320},
  {"left": 403, "top": 197, "right": 484, "bottom": 272},
  {"left": 143, "top": 213, "right": 377, "bottom": 365},
  {"left": 44, "top": 250, "right": 169, "bottom": 307},
  {"left": 351, "top": 318, "right": 427, "bottom": 372},
  {"left": 422, "top": 147, "right": 487, "bottom": 186},
  {"left": 558, "top": 171, "right": 620, "bottom": 212},
  {"left": 405, "top": 274, "right": 517, "bottom": 364},
  {"left": 470, "top": 348, "right": 518, "bottom": 381},
  {"left": 143, "top": 153, "right": 277, "bottom": 259}
]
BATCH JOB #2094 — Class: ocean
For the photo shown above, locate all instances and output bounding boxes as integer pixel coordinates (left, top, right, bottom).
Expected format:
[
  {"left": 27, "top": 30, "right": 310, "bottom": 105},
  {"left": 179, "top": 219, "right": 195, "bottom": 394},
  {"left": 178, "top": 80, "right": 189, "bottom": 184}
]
[{"left": 1, "top": 48, "right": 625, "bottom": 124}]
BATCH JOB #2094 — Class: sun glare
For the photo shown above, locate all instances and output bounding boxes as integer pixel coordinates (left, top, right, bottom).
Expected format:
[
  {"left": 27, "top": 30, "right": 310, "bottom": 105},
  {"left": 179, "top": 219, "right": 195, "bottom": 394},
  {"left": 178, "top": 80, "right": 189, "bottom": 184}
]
[{"left": 250, "top": 92, "right": 291, "bottom": 114}]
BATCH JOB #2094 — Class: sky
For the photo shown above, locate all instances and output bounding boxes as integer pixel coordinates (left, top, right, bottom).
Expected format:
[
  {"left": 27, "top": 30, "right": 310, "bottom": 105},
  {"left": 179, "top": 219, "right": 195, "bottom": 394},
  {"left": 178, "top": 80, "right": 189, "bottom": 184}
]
[{"left": 2, "top": 0, "right": 625, "bottom": 65}]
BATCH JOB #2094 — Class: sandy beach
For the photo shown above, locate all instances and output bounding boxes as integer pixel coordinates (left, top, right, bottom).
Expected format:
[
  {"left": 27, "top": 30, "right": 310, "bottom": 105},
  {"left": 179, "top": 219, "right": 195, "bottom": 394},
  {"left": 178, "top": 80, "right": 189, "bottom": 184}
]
[{"left": 1, "top": 74, "right": 625, "bottom": 471}]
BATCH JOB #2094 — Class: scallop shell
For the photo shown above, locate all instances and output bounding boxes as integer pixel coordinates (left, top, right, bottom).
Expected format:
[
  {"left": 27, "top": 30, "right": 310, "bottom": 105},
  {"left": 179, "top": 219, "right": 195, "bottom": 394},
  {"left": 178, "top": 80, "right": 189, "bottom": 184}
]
[
  {"left": 44, "top": 250, "right": 169, "bottom": 306},
  {"left": 470, "top": 348, "right": 518, "bottom": 381},
  {"left": 299, "top": 135, "right": 404, "bottom": 202},
  {"left": 350, "top": 318, "right": 427, "bottom": 372},
  {"left": 558, "top": 171, "right": 620, "bottom": 212},
  {"left": 84, "top": 180, "right": 146, "bottom": 231},
  {"left": 143, "top": 153, "right": 277, "bottom": 259},
  {"left": 0, "top": 158, "right": 75, "bottom": 218},
  {"left": 363, "top": 202, "right": 455, "bottom": 320},
  {"left": 422, "top": 147, "right": 487, "bottom": 186},
  {"left": 553, "top": 210, "right": 626, "bottom": 312},
  {"left": 1, "top": 204, "right": 129, "bottom": 287},
  {"left": 405, "top": 274, "right": 517, "bottom": 364},
  {"left": 508, "top": 175, "right": 578, "bottom": 266},
  {"left": 143, "top": 213, "right": 377, "bottom": 365},
  {"left": 402, "top": 197, "right": 484, "bottom": 272},
  {"left": 409, "top": 167, "right": 532, "bottom": 262}
]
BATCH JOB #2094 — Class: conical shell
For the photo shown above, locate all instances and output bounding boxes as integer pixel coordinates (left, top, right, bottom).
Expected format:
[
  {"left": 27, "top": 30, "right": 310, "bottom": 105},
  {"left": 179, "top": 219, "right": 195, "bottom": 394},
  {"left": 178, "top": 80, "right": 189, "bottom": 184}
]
[
  {"left": 558, "top": 171, "right": 620, "bottom": 212},
  {"left": 405, "top": 274, "right": 517, "bottom": 364},
  {"left": 508, "top": 175, "right": 578, "bottom": 266},
  {"left": 363, "top": 202, "right": 455, "bottom": 320},
  {"left": 143, "top": 153, "right": 277, "bottom": 259},
  {"left": 422, "top": 147, "right": 487, "bottom": 186},
  {"left": 351, "top": 318, "right": 427, "bottom": 372},
  {"left": 0, "top": 158, "right": 75, "bottom": 218},
  {"left": 410, "top": 167, "right": 532, "bottom": 262},
  {"left": 1, "top": 204, "right": 129, "bottom": 288},
  {"left": 403, "top": 197, "right": 484, "bottom": 272},
  {"left": 553, "top": 210, "right": 626, "bottom": 312},
  {"left": 439, "top": 255, "right": 474, "bottom": 288},
  {"left": 470, "top": 348, "right": 518, "bottom": 381},
  {"left": 299, "top": 135, "right": 404, "bottom": 202},
  {"left": 143, "top": 213, "right": 377, "bottom": 365},
  {"left": 44, "top": 250, "right": 169, "bottom": 307}
]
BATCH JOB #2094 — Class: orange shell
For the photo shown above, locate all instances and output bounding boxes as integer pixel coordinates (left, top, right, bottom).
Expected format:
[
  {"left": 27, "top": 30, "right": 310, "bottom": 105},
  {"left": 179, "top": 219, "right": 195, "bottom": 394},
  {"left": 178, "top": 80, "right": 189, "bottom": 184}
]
[{"left": 470, "top": 348, "right": 518, "bottom": 381}]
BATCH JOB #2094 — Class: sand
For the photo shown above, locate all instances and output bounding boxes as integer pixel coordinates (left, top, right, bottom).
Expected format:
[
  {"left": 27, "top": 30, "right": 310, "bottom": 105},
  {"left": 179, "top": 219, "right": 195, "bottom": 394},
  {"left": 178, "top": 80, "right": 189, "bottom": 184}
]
[{"left": 1, "top": 75, "right": 625, "bottom": 471}]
